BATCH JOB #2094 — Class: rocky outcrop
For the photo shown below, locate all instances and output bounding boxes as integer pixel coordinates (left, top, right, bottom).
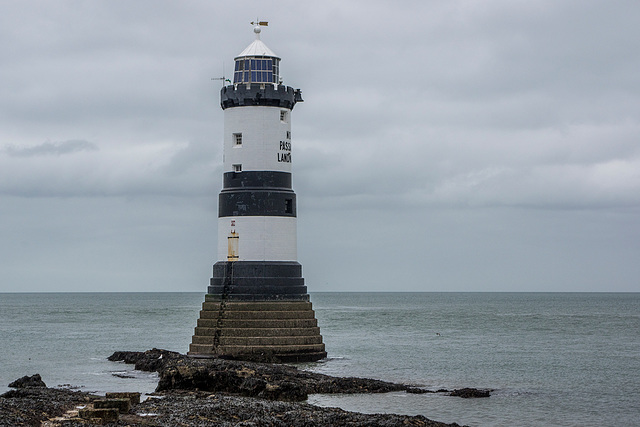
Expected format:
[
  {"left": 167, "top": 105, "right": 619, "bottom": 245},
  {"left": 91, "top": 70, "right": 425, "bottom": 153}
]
[
  {"left": 109, "top": 349, "right": 409, "bottom": 401},
  {"left": 135, "top": 390, "right": 465, "bottom": 427},
  {"left": 0, "top": 351, "right": 488, "bottom": 426},
  {"left": 108, "top": 349, "right": 491, "bottom": 401},
  {"left": 8, "top": 374, "right": 47, "bottom": 389},
  {"left": 1, "top": 384, "right": 465, "bottom": 426},
  {"left": 0, "top": 386, "right": 96, "bottom": 426},
  {"left": 157, "top": 359, "right": 409, "bottom": 401},
  {"left": 108, "top": 348, "right": 183, "bottom": 372},
  {"left": 449, "top": 388, "right": 491, "bottom": 398}
]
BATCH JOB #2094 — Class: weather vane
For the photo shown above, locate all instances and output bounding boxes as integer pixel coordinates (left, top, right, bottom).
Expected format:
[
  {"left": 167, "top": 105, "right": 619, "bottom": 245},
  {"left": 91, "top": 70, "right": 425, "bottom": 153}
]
[
  {"left": 211, "top": 20, "right": 269, "bottom": 87},
  {"left": 250, "top": 19, "right": 268, "bottom": 39},
  {"left": 250, "top": 19, "right": 268, "bottom": 27}
]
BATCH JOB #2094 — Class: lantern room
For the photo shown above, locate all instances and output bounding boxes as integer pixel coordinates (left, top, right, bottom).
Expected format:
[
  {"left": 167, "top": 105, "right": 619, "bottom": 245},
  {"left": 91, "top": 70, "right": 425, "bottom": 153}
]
[{"left": 232, "top": 26, "right": 281, "bottom": 85}]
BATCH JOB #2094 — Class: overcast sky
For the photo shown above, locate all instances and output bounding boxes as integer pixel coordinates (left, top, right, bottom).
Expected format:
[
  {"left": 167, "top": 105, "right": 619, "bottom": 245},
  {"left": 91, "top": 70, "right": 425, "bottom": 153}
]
[{"left": 1, "top": 0, "right": 639, "bottom": 292}]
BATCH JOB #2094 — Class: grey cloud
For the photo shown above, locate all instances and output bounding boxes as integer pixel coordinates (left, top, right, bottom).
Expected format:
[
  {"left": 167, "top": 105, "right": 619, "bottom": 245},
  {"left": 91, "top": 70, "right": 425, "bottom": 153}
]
[
  {"left": 0, "top": 0, "right": 638, "bottom": 292},
  {"left": 4, "top": 139, "right": 98, "bottom": 157}
]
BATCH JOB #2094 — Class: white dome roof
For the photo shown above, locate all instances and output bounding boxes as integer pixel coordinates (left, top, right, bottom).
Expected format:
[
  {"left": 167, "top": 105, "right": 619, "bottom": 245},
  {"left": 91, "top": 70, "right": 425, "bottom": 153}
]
[{"left": 235, "top": 39, "right": 279, "bottom": 59}]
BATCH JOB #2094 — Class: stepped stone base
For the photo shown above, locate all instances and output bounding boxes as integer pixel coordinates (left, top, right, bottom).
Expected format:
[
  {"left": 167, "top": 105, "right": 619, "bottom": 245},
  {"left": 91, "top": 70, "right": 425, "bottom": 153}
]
[{"left": 188, "top": 298, "right": 326, "bottom": 362}]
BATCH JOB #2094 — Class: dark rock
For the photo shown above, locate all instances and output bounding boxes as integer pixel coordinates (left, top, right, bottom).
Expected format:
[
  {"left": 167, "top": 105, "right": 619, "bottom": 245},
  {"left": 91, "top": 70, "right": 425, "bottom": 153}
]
[
  {"left": 105, "top": 349, "right": 485, "bottom": 425},
  {"left": 1, "top": 386, "right": 466, "bottom": 426},
  {"left": 312, "top": 376, "right": 406, "bottom": 394},
  {"left": 1, "top": 386, "right": 95, "bottom": 426},
  {"left": 406, "top": 387, "right": 435, "bottom": 394},
  {"left": 108, "top": 348, "right": 182, "bottom": 372},
  {"left": 260, "top": 380, "right": 308, "bottom": 401},
  {"left": 2, "top": 371, "right": 469, "bottom": 426},
  {"left": 107, "top": 350, "right": 144, "bottom": 364},
  {"left": 112, "top": 372, "right": 136, "bottom": 379},
  {"left": 8, "top": 374, "right": 46, "bottom": 388},
  {"left": 153, "top": 355, "right": 406, "bottom": 401},
  {"left": 449, "top": 388, "right": 491, "bottom": 398},
  {"left": 133, "top": 391, "right": 466, "bottom": 427},
  {"left": 111, "top": 349, "right": 488, "bottom": 403}
]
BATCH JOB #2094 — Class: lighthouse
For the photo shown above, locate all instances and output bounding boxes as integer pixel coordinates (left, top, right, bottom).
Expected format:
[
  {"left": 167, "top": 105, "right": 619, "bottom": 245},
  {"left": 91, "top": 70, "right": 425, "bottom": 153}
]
[{"left": 188, "top": 23, "right": 326, "bottom": 362}]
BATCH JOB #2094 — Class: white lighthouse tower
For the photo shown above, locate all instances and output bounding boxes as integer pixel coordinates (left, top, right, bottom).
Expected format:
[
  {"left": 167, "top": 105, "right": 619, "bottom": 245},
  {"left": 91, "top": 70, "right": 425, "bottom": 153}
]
[{"left": 189, "top": 23, "right": 326, "bottom": 362}]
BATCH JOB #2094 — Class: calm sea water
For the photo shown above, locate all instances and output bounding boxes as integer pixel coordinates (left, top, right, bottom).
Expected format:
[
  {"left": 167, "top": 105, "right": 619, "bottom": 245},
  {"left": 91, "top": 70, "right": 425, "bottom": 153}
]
[{"left": 1, "top": 292, "right": 638, "bottom": 427}]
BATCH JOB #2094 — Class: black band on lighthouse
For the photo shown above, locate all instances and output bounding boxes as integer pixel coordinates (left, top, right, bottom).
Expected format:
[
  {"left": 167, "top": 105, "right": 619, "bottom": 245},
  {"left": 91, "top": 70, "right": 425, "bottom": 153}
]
[
  {"left": 207, "top": 261, "right": 309, "bottom": 302},
  {"left": 220, "top": 84, "right": 303, "bottom": 110},
  {"left": 223, "top": 171, "right": 292, "bottom": 190},
  {"left": 213, "top": 261, "right": 302, "bottom": 277},
  {"left": 219, "top": 190, "right": 296, "bottom": 217}
]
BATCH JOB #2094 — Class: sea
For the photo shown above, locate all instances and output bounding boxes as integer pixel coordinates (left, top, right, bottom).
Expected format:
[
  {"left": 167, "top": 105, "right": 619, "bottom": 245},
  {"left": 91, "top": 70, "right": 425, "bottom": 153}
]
[{"left": 0, "top": 292, "right": 638, "bottom": 427}]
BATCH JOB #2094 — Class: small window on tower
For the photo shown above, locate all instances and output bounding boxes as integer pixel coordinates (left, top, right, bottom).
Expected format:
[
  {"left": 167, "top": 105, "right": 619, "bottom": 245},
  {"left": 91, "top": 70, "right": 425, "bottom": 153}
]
[
  {"left": 233, "top": 164, "right": 242, "bottom": 172},
  {"left": 286, "top": 131, "right": 291, "bottom": 139},
  {"left": 285, "top": 199, "right": 293, "bottom": 214},
  {"left": 233, "top": 133, "right": 242, "bottom": 146},
  {"left": 280, "top": 110, "right": 288, "bottom": 122}
]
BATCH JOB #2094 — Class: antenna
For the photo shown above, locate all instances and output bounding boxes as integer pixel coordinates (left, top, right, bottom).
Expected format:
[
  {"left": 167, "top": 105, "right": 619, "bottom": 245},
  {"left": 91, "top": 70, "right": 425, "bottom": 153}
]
[{"left": 212, "top": 63, "right": 231, "bottom": 87}]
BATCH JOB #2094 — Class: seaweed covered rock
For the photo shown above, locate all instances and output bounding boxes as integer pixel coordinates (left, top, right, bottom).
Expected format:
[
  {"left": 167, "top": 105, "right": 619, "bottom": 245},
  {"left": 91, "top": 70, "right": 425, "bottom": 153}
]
[
  {"left": 1, "top": 384, "right": 95, "bottom": 426},
  {"left": 108, "top": 348, "right": 182, "bottom": 372},
  {"left": 8, "top": 374, "right": 46, "bottom": 388},
  {"left": 449, "top": 388, "right": 491, "bottom": 398},
  {"left": 135, "top": 391, "right": 465, "bottom": 427},
  {"left": 109, "top": 349, "right": 491, "bottom": 403},
  {"left": 1, "top": 378, "right": 466, "bottom": 427},
  {"left": 154, "top": 356, "right": 406, "bottom": 401}
]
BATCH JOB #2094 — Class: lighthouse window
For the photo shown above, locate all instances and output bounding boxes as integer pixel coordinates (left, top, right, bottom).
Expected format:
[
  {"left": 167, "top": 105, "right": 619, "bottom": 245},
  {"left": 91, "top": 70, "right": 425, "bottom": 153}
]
[
  {"left": 285, "top": 199, "right": 293, "bottom": 214},
  {"left": 286, "top": 131, "right": 291, "bottom": 139},
  {"left": 280, "top": 111, "right": 288, "bottom": 122},
  {"left": 233, "top": 133, "right": 242, "bottom": 146},
  {"left": 233, "top": 164, "right": 242, "bottom": 172},
  {"left": 233, "top": 58, "right": 279, "bottom": 84}
]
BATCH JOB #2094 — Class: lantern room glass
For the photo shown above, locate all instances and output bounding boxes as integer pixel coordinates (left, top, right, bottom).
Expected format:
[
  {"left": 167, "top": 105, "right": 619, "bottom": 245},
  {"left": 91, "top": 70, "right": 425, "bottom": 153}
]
[{"left": 233, "top": 57, "right": 279, "bottom": 84}]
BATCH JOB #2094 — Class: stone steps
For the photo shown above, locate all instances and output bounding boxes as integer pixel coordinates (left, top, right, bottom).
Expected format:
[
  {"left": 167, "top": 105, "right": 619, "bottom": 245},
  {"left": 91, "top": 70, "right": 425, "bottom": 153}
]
[
  {"left": 189, "top": 298, "right": 326, "bottom": 362},
  {"left": 196, "top": 318, "right": 318, "bottom": 328},
  {"left": 202, "top": 300, "right": 313, "bottom": 311},
  {"left": 198, "top": 309, "right": 316, "bottom": 320},
  {"left": 221, "top": 343, "right": 326, "bottom": 355},
  {"left": 191, "top": 335, "right": 324, "bottom": 346},
  {"left": 189, "top": 343, "right": 326, "bottom": 356},
  {"left": 194, "top": 326, "right": 321, "bottom": 337}
]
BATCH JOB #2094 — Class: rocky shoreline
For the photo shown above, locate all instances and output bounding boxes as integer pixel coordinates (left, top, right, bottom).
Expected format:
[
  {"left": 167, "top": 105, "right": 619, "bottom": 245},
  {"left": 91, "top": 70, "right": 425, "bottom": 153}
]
[{"left": 1, "top": 349, "right": 491, "bottom": 426}]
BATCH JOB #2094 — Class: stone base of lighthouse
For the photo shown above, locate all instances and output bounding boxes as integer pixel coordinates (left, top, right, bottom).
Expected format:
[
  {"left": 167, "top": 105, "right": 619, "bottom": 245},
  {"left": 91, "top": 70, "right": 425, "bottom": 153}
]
[{"left": 188, "top": 261, "right": 326, "bottom": 362}]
